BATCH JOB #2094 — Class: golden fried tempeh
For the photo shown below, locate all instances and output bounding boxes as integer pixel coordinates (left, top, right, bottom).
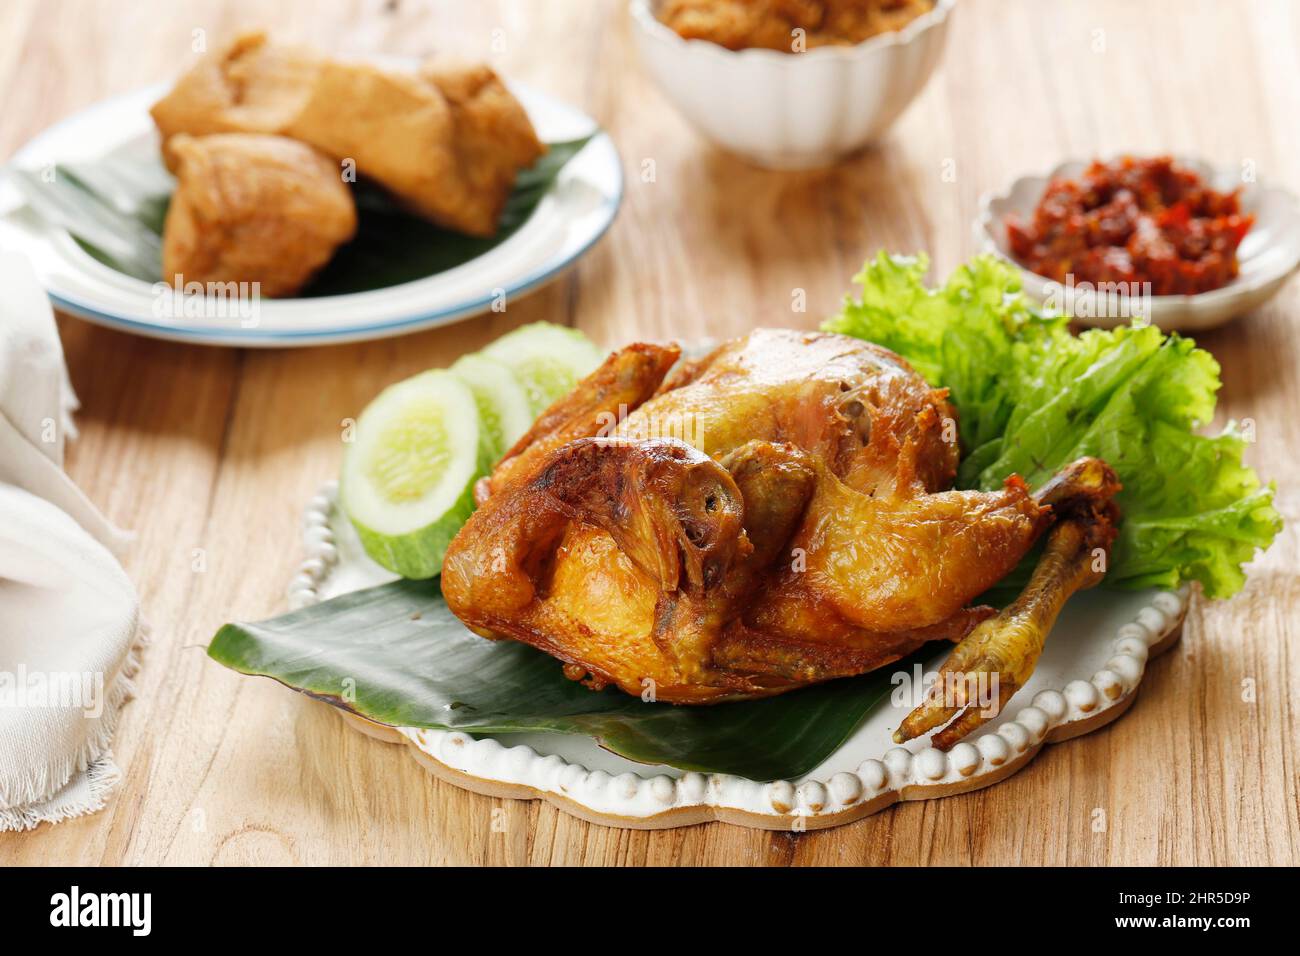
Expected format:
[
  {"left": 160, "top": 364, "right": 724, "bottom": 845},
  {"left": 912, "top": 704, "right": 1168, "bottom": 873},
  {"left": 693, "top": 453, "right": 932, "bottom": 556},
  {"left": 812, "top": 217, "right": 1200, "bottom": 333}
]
[{"left": 659, "top": 0, "right": 935, "bottom": 52}]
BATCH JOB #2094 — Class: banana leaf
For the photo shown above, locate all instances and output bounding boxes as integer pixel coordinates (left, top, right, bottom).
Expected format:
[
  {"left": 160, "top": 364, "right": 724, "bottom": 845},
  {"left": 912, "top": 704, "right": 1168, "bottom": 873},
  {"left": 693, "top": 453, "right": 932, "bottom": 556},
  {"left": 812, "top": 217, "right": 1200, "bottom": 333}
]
[
  {"left": 209, "top": 578, "right": 930, "bottom": 781},
  {"left": 5, "top": 135, "right": 595, "bottom": 295}
]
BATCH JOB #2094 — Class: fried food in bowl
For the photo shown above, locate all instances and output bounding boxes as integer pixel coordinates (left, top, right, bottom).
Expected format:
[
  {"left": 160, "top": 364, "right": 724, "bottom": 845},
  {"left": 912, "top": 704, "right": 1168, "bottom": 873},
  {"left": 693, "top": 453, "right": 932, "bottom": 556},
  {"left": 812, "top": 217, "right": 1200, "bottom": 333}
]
[
  {"left": 631, "top": 0, "right": 953, "bottom": 169},
  {"left": 659, "top": 0, "right": 935, "bottom": 52}
]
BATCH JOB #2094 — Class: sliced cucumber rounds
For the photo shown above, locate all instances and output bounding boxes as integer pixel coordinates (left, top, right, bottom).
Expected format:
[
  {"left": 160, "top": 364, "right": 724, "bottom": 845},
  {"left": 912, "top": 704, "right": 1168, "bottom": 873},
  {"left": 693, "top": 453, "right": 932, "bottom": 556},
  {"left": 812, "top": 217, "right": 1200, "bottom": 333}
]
[
  {"left": 340, "top": 370, "right": 480, "bottom": 579},
  {"left": 451, "top": 353, "right": 534, "bottom": 467},
  {"left": 479, "top": 322, "right": 605, "bottom": 413},
  {"left": 340, "top": 322, "right": 608, "bottom": 580}
]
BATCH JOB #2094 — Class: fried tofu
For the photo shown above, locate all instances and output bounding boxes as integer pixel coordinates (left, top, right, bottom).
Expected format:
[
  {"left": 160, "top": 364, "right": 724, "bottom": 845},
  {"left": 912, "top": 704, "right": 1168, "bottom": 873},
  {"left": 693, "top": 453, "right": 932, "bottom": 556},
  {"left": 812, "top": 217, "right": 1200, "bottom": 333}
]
[
  {"left": 161, "top": 133, "right": 357, "bottom": 298},
  {"left": 150, "top": 32, "right": 319, "bottom": 141},
  {"left": 420, "top": 61, "right": 552, "bottom": 235},
  {"left": 151, "top": 31, "right": 545, "bottom": 237}
]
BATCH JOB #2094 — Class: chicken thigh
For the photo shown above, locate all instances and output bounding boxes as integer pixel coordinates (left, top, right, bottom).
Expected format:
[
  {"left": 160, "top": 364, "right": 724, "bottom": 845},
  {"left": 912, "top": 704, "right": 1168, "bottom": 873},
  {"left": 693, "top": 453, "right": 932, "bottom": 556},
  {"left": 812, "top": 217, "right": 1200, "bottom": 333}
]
[{"left": 442, "top": 329, "right": 1119, "bottom": 747}]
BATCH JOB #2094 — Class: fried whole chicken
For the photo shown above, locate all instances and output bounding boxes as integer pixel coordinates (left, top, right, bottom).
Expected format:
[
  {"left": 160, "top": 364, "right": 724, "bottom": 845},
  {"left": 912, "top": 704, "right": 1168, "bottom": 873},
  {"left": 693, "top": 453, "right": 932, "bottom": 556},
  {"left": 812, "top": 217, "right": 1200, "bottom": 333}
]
[{"left": 443, "top": 329, "right": 1120, "bottom": 748}]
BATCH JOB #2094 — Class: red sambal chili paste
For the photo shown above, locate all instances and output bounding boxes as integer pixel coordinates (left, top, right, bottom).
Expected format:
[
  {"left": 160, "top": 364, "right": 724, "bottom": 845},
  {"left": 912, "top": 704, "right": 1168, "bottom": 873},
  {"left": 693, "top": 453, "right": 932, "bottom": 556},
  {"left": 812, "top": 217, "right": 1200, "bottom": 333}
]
[{"left": 1005, "top": 156, "right": 1253, "bottom": 295}]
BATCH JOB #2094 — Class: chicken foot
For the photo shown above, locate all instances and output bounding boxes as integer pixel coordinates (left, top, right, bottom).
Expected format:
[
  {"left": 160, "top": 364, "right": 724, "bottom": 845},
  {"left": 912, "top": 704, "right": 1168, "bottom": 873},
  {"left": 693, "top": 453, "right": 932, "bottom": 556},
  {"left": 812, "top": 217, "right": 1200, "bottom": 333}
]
[{"left": 894, "top": 457, "right": 1120, "bottom": 749}]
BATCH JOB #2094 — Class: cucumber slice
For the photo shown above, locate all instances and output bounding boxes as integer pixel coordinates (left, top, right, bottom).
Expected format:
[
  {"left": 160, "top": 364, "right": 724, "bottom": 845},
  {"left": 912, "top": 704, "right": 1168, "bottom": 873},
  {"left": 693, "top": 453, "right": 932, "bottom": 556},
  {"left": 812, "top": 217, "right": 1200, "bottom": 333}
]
[
  {"left": 450, "top": 353, "right": 534, "bottom": 468},
  {"left": 340, "top": 370, "right": 480, "bottom": 579},
  {"left": 479, "top": 322, "right": 605, "bottom": 413}
]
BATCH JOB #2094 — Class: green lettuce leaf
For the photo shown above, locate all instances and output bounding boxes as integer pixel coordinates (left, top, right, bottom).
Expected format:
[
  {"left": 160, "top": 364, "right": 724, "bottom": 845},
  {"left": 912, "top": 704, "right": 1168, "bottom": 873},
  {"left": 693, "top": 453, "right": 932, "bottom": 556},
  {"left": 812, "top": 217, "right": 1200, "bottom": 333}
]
[{"left": 822, "top": 252, "right": 1280, "bottom": 598}]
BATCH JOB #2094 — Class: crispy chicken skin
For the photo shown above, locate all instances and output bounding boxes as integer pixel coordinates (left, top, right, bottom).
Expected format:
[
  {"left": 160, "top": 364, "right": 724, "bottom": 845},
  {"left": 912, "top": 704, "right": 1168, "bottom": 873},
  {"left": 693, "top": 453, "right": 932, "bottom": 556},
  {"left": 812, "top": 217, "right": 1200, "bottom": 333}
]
[
  {"left": 161, "top": 133, "right": 356, "bottom": 298},
  {"left": 443, "top": 330, "right": 1121, "bottom": 747},
  {"left": 659, "top": 0, "right": 935, "bottom": 52},
  {"left": 151, "top": 31, "right": 545, "bottom": 237}
]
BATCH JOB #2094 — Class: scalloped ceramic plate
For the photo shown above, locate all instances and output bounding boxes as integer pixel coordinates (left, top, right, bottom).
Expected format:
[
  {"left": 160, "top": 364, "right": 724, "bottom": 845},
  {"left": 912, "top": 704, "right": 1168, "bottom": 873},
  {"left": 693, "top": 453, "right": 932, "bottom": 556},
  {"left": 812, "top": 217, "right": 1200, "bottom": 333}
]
[
  {"left": 0, "top": 78, "right": 621, "bottom": 347},
  {"left": 976, "top": 157, "right": 1300, "bottom": 332},
  {"left": 288, "top": 481, "right": 1187, "bottom": 831}
]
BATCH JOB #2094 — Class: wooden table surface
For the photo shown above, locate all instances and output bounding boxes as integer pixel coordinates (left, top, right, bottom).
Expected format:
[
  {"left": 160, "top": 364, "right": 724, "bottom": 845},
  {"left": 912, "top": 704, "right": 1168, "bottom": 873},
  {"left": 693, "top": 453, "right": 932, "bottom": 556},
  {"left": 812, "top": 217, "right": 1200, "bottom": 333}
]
[{"left": 1, "top": 0, "right": 1296, "bottom": 866}]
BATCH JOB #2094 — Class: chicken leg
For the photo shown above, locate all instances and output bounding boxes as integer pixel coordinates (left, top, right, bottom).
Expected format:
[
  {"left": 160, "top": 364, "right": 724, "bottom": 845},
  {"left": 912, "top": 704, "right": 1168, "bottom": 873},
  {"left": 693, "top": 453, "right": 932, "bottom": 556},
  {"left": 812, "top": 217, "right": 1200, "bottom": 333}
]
[{"left": 895, "top": 457, "right": 1120, "bottom": 749}]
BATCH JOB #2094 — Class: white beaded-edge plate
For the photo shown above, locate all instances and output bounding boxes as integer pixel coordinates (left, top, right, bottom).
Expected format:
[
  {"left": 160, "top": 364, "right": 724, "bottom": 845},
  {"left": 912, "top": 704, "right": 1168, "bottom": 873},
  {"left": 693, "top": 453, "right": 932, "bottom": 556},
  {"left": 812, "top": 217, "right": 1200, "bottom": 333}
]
[
  {"left": 0, "top": 77, "right": 621, "bottom": 347},
  {"left": 289, "top": 480, "right": 1187, "bottom": 831},
  {"left": 976, "top": 157, "right": 1300, "bottom": 332}
]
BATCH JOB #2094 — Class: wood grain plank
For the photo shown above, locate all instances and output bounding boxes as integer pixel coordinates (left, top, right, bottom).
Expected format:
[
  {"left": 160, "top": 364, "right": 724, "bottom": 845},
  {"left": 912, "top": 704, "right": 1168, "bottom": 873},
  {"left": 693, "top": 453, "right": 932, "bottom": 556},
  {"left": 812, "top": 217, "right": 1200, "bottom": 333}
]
[{"left": 0, "top": 0, "right": 1296, "bottom": 866}]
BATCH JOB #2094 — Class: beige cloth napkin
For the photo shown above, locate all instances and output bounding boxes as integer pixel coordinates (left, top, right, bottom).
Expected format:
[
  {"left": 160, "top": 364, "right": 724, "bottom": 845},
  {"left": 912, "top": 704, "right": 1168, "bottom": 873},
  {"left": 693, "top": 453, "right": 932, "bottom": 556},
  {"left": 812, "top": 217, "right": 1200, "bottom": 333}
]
[{"left": 0, "top": 251, "right": 143, "bottom": 831}]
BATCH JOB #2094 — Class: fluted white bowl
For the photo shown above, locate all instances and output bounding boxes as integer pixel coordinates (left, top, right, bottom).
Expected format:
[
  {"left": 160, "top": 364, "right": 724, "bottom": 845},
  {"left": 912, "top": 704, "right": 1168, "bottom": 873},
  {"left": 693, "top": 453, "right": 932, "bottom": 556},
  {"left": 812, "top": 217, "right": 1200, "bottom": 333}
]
[
  {"left": 630, "top": 0, "right": 953, "bottom": 170},
  {"left": 977, "top": 157, "right": 1300, "bottom": 332}
]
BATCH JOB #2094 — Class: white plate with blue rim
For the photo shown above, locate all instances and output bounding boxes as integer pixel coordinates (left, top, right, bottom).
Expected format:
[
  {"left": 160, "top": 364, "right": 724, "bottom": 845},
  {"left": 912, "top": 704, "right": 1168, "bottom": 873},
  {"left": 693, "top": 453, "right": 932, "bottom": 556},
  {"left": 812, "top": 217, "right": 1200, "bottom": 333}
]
[{"left": 0, "top": 80, "right": 621, "bottom": 347}]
